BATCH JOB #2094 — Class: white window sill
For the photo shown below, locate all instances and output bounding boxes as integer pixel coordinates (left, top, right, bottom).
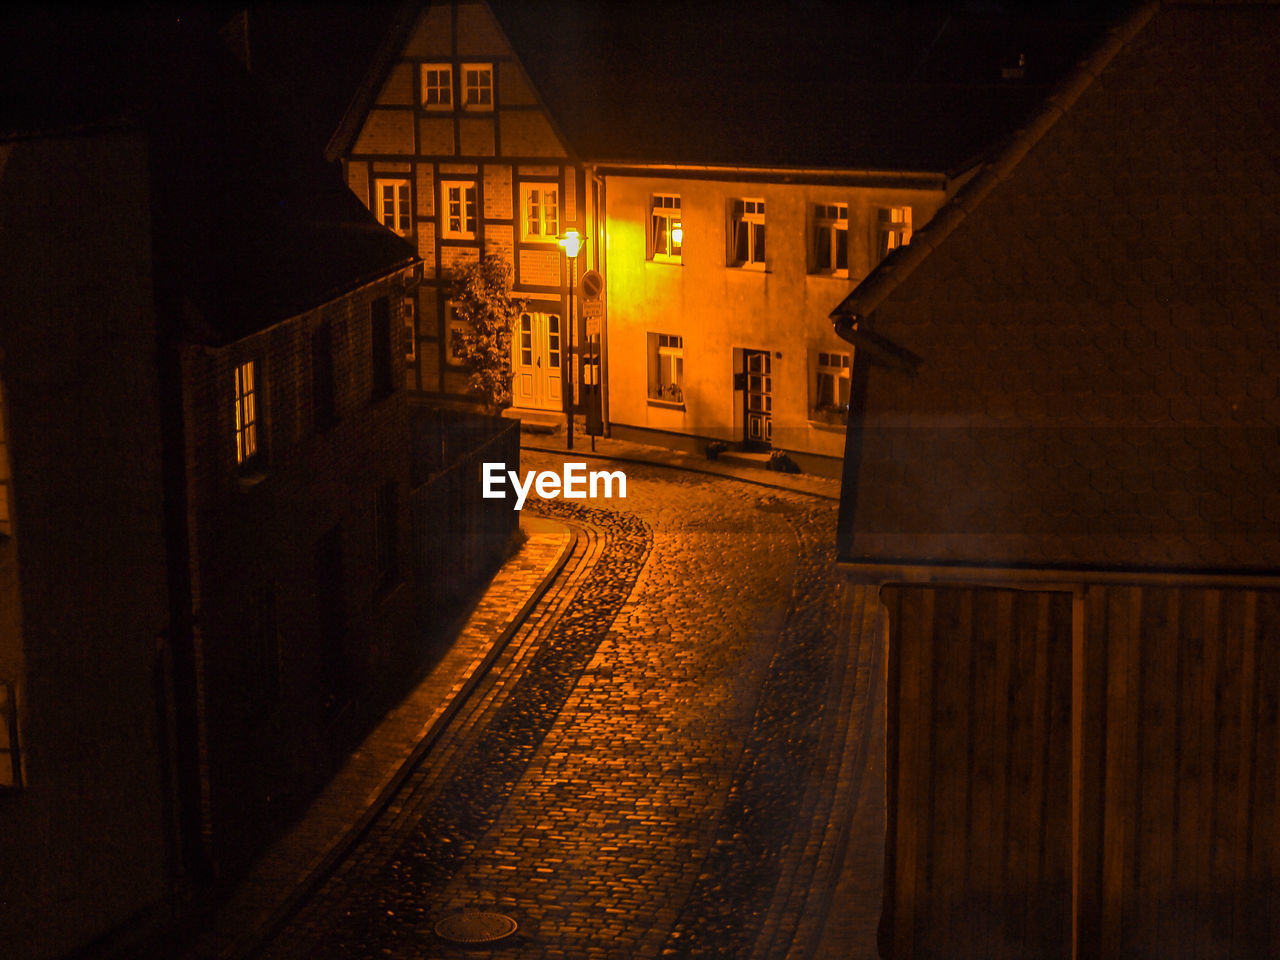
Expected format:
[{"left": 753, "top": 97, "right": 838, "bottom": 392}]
[
  {"left": 808, "top": 270, "right": 850, "bottom": 280},
  {"left": 237, "top": 470, "right": 267, "bottom": 490},
  {"left": 647, "top": 398, "right": 685, "bottom": 411},
  {"left": 728, "top": 263, "right": 768, "bottom": 273},
  {"left": 647, "top": 258, "right": 683, "bottom": 266},
  {"left": 807, "top": 417, "right": 846, "bottom": 432}
]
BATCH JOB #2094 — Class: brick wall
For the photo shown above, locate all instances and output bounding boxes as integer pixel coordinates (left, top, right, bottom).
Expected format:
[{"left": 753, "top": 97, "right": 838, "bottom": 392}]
[{"left": 179, "top": 272, "right": 420, "bottom": 872}]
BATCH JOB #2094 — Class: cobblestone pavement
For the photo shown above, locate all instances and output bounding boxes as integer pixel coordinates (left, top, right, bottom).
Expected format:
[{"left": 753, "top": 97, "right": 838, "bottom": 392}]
[{"left": 253, "top": 452, "right": 881, "bottom": 960}]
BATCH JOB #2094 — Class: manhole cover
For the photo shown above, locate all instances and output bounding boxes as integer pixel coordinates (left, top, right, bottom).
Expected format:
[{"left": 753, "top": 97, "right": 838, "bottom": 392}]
[{"left": 434, "top": 910, "right": 518, "bottom": 944}]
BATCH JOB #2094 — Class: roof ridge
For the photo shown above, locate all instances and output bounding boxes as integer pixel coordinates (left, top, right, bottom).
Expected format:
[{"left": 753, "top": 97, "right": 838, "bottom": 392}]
[
  {"left": 325, "top": 0, "right": 422, "bottom": 162},
  {"left": 829, "top": 0, "right": 1160, "bottom": 325}
]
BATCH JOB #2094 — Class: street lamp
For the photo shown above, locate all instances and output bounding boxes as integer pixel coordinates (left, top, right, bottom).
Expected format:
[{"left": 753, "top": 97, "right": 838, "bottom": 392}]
[{"left": 558, "top": 229, "right": 585, "bottom": 450}]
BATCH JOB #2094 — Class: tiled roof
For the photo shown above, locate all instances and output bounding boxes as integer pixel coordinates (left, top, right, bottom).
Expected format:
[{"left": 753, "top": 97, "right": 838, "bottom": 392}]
[
  {"left": 331, "top": 0, "right": 1117, "bottom": 174},
  {"left": 834, "top": 2, "right": 1280, "bottom": 575}
]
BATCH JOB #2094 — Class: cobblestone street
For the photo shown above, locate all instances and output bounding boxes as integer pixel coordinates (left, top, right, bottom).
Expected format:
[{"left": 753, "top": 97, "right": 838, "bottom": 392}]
[{"left": 252, "top": 451, "right": 884, "bottom": 960}]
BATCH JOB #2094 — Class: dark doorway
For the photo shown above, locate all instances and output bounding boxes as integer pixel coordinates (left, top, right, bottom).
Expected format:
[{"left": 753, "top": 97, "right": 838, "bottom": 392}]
[{"left": 313, "top": 524, "right": 350, "bottom": 714}]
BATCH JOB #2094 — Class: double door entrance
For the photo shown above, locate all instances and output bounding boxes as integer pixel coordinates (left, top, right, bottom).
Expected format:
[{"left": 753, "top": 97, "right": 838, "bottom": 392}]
[{"left": 511, "top": 311, "right": 563, "bottom": 411}]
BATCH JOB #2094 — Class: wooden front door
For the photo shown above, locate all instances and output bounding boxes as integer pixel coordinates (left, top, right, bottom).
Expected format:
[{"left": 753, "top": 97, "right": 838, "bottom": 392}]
[
  {"left": 743, "top": 349, "right": 772, "bottom": 448},
  {"left": 512, "top": 310, "right": 563, "bottom": 411}
]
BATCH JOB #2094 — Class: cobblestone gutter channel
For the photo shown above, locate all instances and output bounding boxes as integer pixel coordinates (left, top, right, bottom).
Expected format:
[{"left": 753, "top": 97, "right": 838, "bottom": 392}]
[{"left": 265, "top": 504, "right": 652, "bottom": 959}]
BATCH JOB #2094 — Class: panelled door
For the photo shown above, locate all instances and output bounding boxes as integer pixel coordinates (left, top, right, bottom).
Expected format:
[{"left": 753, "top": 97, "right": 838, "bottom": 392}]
[
  {"left": 743, "top": 349, "right": 772, "bottom": 448},
  {"left": 512, "top": 311, "right": 563, "bottom": 411}
]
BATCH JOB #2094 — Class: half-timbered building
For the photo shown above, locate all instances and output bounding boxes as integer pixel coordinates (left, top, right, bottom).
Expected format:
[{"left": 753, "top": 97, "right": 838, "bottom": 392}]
[{"left": 332, "top": 1, "right": 1097, "bottom": 474}]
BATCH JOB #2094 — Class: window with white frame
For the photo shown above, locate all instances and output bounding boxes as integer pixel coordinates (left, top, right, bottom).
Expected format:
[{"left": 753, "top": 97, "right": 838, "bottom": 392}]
[
  {"left": 877, "top": 206, "right": 912, "bottom": 261},
  {"left": 234, "top": 359, "right": 261, "bottom": 468},
  {"left": 421, "top": 64, "right": 452, "bottom": 110},
  {"left": 375, "top": 178, "right": 411, "bottom": 236},
  {"left": 812, "top": 203, "right": 848, "bottom": 274},
  {"left": 462, "top": 63, "right": 493, "bottom": 109},
  {"left": 729, "top": 198, "right": 766, "bottom": 267},
  {"left": 521, "top": 183, "right": 559, "bottom": 241},
  {"left": 649, "top": 194, "right": 682, "bottom": 262},
  {"left": 441, "top": 180, "right": 477, "bottom": 239},
  {"left": 814, "top": 351, "right": 851, "bottom": 416},
  {"left": 647, "top": 333, "right": 684, "bottom": 404}
]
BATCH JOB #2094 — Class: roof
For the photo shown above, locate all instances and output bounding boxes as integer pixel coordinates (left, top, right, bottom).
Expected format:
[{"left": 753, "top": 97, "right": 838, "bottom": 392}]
[
  {"left": 833, "top": 2, "right": 1280, "bottom": 577},
  {"left": 1, "top": 6, "right": 415, "bottom": 343},
  {"left": 331, "top": 0, "right": 1119, "bottom": 173}
]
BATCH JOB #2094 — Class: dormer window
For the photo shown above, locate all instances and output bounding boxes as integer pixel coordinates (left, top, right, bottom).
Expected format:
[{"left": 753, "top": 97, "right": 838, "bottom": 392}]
[{"left": 462, "top": 63, "right": 493, "bottom": 110}]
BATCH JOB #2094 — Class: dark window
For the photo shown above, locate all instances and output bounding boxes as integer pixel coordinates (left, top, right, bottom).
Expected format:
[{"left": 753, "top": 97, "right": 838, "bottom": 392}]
[
  {"left": 312, "top": 322, "right": 336, "bottom": 430},
  {"left": 371, "top": 297, "right": 394, "bottom": 398},
  {"left": 374, "top": 480, "right": 398, "bottom": 583}
]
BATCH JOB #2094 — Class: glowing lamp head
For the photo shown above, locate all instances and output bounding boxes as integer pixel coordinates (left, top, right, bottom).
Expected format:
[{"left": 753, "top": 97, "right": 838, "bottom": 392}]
[
  {"left": 558, "top": 229, "right": 582, "bottom": 259},
  {"left": 671, "top": 221, "right": 683, "bottom": 245}
]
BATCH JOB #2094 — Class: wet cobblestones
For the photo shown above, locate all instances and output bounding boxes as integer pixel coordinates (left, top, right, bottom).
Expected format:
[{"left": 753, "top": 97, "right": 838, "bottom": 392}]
[{"left": 254, "top": 456, "right": 861, "bottom": 960}]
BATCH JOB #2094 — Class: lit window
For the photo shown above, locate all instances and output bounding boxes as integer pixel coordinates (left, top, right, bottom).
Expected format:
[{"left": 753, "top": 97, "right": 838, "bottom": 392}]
[
  {"left": 647, "top": 332, "right": 684, "bottom": 404},
  {"left": 877, "top": 206, "right": 912, "bottom": 261},
  {"left": 441, "top": 180, "right": 477, "bottom": 239},
  {"left": 521, "top": 183, "right": 559, "bottom": 241},
  {"left": 0, "top": 377, "right": 11, "bottom": 538},
  {"left": 462, "top": 63, "right": 493, "bottom": 110},
  {"left": 649, "top": 194, "right": 682, "bottom": 263},
  {"left": 814, "top": 351, "right": 851, "bottom": 416},
  {"left": 404, "top": 297, "right": 416, "bottom": 363},
  {"left": 421, "top": 64, "right": 452, "bottom": 110},
  {"left": 812, "top": 203, "right": 848, "bottom": 275},
  {"left": 234, "top": 360, "right": 260, "bottom": 467},
  {"left": 375, "top": 178, "right": 411, "bottom": 236},
  {"left": 729, "top": 198, "right": 765, "bottom": 267}
]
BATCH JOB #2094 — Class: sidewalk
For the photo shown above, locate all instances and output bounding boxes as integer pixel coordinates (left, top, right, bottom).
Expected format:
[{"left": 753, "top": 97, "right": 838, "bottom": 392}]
[
  {"left": 521, "top": 431, "right": 842, "bottom": 501},
  {"left": 180, "top": 516, "right": 574, "bottom": 960}
]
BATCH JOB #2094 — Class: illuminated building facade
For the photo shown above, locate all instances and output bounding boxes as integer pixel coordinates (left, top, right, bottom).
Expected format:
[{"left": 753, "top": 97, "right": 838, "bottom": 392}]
[{"left": 331, "top": 1, "right": 1075, "bottom": 475}]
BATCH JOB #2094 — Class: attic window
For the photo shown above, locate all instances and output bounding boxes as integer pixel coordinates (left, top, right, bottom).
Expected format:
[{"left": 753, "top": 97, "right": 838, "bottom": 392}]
[
  {"left": 462, "top": 63, "right": 493, "bottom": 110},
  {"left": 421, "top": 64, "right": 452, "bottom": 110}
]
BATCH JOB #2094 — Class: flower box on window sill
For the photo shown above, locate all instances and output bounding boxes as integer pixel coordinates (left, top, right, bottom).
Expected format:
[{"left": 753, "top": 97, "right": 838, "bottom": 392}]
[
  {"left": 647, "top": 397, "right": 685, "bottom": 411},
  {"left": 809, "top": 404, "right": 848, "bottom": 428}
]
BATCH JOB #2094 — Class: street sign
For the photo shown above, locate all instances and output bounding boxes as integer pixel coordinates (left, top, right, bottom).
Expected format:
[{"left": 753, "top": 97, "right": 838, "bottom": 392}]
[
  {"left": 586, "top": 317, "right": 601, "bottom": 336},
  {"left": 580, "top": 269, "right": 604, "bottom": 301},
  {"left": 582, "top": 299, "right": 604, "bottom": 319}
]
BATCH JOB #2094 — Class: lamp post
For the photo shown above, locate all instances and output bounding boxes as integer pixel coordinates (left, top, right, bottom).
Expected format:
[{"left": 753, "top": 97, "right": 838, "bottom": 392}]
[{"left": 558, "top": 229, "right": 584, "bottom": 451}]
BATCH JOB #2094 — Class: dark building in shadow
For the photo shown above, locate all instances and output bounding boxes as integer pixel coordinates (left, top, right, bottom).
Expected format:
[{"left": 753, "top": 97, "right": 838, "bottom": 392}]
[
  {"left": 832, "top": 3, "right": 1279, "bottom": 957},
  {"left": 0, "top": 12, "right": 458, "bottom": 957}
]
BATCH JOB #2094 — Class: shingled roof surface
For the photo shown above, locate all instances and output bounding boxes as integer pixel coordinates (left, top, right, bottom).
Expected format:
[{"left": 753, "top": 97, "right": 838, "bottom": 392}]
[
  {"left": 1, "top": 7, "right": 415, "bottom": 343},
  {"left": 489, "top": 0, "right": 1114, "bottom": 172},
  {"left": 835, "top": 3, "right": 1280, "bottom": 575}
]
